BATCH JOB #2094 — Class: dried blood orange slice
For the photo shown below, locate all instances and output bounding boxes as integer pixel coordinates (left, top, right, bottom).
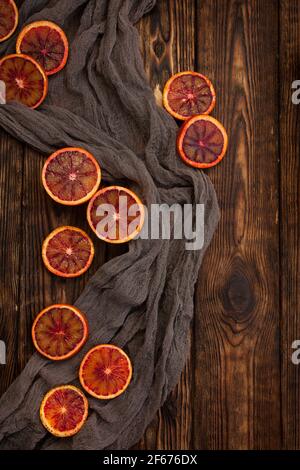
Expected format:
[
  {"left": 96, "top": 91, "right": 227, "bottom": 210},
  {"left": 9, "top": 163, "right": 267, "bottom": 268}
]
[
  {"left": 32, "top": 304, "right": 88, "bottom": 361},
  {"left": 0, "top": 0, "right": 18, "bottom": 43},
  {"left": 40, "top": 385, "right": 88, "bottom": 437},
  {"left": 42, "top": 147, "right": 101, "bottom": 206},
  {"left": 87, "top": 186, "right": 145, "bottom": 244},
  {"left": 177, "top": 115, "right": 228, "bottom": 168},
  {"left": 79, "top": 344, "right": 133, "bottom": 400},
  {"left": 42, "top": 226, "right": 94, "bottom": 278},
  {"left": 0, "top": 53, "right": 48, "bottom": 108},
  {"left": 163, "top": 71, "right": 216, "bottom": 120},
  {"left": 16, "top": 20, "right": 69, "bottom": 76}
]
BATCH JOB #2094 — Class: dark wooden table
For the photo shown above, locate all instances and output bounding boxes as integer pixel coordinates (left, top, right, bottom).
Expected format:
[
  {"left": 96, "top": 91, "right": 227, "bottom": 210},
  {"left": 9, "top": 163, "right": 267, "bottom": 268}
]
[{"left": 0, "top": 0, "right": 299, "bottom": 450}]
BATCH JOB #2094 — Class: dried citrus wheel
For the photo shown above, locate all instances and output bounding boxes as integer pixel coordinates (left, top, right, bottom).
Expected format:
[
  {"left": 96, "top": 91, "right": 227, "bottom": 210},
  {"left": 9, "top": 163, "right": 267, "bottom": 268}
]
[
  {"left": 42, "top": 226, "right": 94, "bottom": 278},
  {"left": 0, "top": 54, "right": 48, "bottom": 108},
  {"left": 16, "top": 20, "right": 69, "bottom": 76},
  {"left": 177, "top": 115, "right": 228, "bottom": 169},
  {"left": 79, "top": 344, "right": 133, "bottom": 400},
  {"left": 87, "top": 186, "right": 145, "bottom": 244},
  {"left": 42, "top": 148, "right": 101, "bottom": 206},
  {"left": 163, "top": 71, "right": 216, "bottom": 120},
  {"left": 32, "top": 304, "right": 88, "bottom": 361},
  {"left": 40, "top": 385, "right": 88, "bottom": 437},
  {"left": 0, "top": 0, "right": 18, "bottom": 43}
]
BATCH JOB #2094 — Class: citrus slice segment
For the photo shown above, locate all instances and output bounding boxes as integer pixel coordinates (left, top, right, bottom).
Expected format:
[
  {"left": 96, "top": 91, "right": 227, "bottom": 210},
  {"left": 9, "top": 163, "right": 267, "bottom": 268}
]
[
  {"left": 163, "top": 71, "right": 216, "bottom": 120},
  {"left": 87, "top": 186, "right": 145, "bottom": 244},
  {"left": 0, "top": 0, "right": 18, "bottom": 43},
  {"left": 40, "top": 385, "right": 88, "bottom": 437},
  {"left": 79, "top": 344, "right": 133, "bottom": 400},
  {"left": 16, "top": 20, "right": 69, "bottom": 76},
  {"left": 42, "top": 226, "right": 94, "bottom": 278},
  {"left": 0, "top": 53, "right": 48, "bottom": 108},
  {"left": 32, "top": 304, "right": 88, "bottom": 361},
  {"left": 177, "top": 115, "right": 228, "bottom": 168},
  {"left": 42, "top": 148, "right": 101, "bottom": 206}
]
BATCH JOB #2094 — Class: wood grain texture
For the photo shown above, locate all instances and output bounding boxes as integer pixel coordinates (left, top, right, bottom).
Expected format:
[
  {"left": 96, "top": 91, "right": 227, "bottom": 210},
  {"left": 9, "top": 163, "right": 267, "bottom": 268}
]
[
  {"left": 280, "top": 0, "right": 300, "bottom": 450},
  {"left": 194, "top": 0, "right": 281, "bottom": 449},
  {"left": 0, "top": 132, "right": 24, "bottom": 392},
  {"left": 1, "top": 0, "right": 300, "bottom": 451},
  {"left": 136, "top": 0, "right": 195, "bottom": 450}
]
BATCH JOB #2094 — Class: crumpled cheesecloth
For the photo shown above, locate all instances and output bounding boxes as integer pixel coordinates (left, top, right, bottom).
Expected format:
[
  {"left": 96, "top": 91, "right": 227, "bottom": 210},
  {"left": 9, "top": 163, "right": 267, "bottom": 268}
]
[{"left": 0, "top": 0, "right": 219, "bottom": 450}]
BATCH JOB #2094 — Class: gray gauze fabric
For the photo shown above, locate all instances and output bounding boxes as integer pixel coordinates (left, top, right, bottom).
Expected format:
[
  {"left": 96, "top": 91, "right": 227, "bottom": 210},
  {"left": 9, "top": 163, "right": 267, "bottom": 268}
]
[{"left": 0, "top": 0, "right": 219, "bottom": 450}]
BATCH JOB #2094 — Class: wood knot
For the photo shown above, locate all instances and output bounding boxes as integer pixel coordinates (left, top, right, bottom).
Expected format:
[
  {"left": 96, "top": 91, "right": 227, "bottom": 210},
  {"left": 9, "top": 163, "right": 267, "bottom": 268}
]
[
  {"left": 222, "top": 268, "right": 256, "bottom": 321},
  {"left": 152, "top": 37, "right": 165, "bottom": 59}
]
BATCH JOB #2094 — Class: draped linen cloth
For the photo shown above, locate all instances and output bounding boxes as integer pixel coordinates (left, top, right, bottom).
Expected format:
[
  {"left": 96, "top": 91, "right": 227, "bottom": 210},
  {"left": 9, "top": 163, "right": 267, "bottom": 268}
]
[{"left": 0, "top": 0, "right": 219, "bottom": 449}]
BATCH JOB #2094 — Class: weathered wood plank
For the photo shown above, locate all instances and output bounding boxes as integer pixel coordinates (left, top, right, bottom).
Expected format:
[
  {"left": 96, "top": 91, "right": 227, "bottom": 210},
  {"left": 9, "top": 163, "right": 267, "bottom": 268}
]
[
  {"left": 1, "top": 0, "right": 296, "bottom": 451},
  {"left": 280, "top": 0, "right": 300, "bottom": 450},
  {"left": 0, "top": 132, "right": 24, "bottom": 391},
  {"left": 136, "top": 0, "right": 195, "bottom": 450},
  {"left": 194, "top": 0, "right": 281, "bottom": 449}
]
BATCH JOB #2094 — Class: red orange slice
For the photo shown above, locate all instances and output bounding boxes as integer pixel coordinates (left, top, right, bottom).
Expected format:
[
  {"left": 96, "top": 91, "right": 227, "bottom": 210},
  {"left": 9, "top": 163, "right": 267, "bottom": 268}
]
[
  {"left": 40, "top": 385, "right": 88, "bottom": 437},
  {"left": 42, "top": 226, "right": 94, "bottom": 278},
  {"left": 79, "top": 344, "right": 133, "bottom": 400},
  {"left": 16, "top": 20, "right": 69, "bottom": 76},
  {"left": 87, "top": 186, "right": 145, "bottom": 244},
  {"left": 163, "top": 71, "right": 216, "bottom": 120},
  {"left": 0, "top": 53, "right": 48, "bottom": 108},
  {"left": 32, "top": 304, "right": 88, "bottom": 361},
  {"left": 42, "top": 148, "right": 101, "bottom": 206},
  {"left": 0, "top": 0, "right": 18, "bottom": 43},
  {"left": 177, "top": 115, "right": 228, "bottom": 168}
]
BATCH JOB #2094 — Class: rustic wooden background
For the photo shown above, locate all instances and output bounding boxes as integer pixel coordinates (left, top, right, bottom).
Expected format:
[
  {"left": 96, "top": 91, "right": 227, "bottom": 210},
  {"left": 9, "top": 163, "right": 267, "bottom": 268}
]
[{"left": 0, "top": 0, "right": 299, "bottom": 450}]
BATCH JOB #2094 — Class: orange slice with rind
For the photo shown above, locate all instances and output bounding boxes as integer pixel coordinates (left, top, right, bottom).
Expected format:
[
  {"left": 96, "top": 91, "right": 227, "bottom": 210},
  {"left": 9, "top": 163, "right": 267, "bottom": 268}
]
[
  {"left": 42, "top": 226, "right": 94, "bottom": 278},
  {"left": 42, "top": 147, "right": 101, "bottom": 206},
  {"left": 32, "top": 304, "right": 88, "bottom": 361},
  {"left": 40, "top": 385, "right": 88, "bottom": 437},
  {"left": 87, "top": 186, "right": 145, "bottom": 244},
  {"left": 163, "top": 71, "right": 216, "bottom": 120},
  {"left": 16, "top": 20, "right": 69, "bottom": 76},
  {"left": 0, "top": 0, "right": 18, "bottom": 43},
  {"left": 79, "top": 344, "right": 133, "bottom": 400},
  {"left": 177, "top": 114, "right": 228, "bottom": 168},
  {"left": 0, "top": 53, "right": 48, "bottom": 108}
]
